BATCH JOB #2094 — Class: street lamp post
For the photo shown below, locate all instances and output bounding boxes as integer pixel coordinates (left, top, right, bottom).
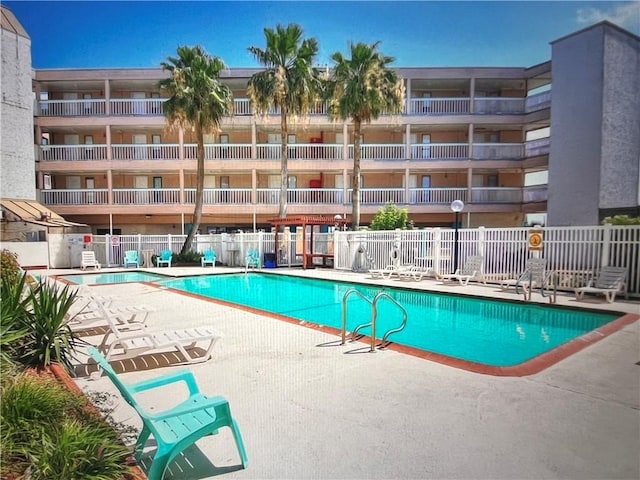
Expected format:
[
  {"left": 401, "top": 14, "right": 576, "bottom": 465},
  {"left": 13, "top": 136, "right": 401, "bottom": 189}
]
[{"left": 450, "top": 199, "right": 464, "bottom": 273}]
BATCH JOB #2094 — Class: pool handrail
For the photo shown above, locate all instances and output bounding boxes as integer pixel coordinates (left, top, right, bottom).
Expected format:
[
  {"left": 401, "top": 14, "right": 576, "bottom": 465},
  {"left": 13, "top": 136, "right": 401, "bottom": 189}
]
[
  {"left": 376, "top": 292, "right": 408, "bottom": 349},
  {"left": 341, "top": 288, "right": 374, "bottom": 345},
  {"left": 341, "top": 289, "right": 408, "bottom": 352}
]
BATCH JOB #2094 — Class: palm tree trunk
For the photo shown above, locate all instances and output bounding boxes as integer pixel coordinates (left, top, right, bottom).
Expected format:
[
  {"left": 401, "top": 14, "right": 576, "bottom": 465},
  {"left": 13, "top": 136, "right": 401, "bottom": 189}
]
[
  {"left": 351, "top": 119, "right": 362, "bottom": 230},
  {"left": 279, "top": 109, "right": 288, "bottom": 220},
  {"left": 182, "top": 123, "right": 205, "bottom": 254}
]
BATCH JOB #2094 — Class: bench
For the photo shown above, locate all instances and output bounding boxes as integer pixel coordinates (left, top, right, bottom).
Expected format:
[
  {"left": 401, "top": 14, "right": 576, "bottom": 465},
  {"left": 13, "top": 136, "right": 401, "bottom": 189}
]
[{"left": 87, "top": 346, "right": 247, "bottom": 479}]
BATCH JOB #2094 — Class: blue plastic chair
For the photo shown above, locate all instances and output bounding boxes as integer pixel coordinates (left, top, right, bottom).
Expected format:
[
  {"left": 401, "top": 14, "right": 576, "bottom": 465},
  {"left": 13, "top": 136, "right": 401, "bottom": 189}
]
[
  {"left": 156, "top": 249, "right": 172, "bottom": 267},
  {"left": 245, "top": 249, "right": 260, "bottom": 272},
  {"left": 201, "top": 249, "right": 216, "bottom": 267},
  {"left": 123, "top": 250, "right": 140, "bottom": 268},
  {"left": 87, "top": 346, "right": 247, "bottom": 479}
]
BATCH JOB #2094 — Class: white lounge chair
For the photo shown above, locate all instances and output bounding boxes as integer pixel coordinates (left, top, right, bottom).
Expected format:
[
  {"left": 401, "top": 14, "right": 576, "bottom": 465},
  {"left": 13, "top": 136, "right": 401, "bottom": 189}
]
[
  {"left": 439, "top": 255, "right": 486, "bottom": 286},
  {"left": 575, "top": 266, "right": 628, "bottom": 303},
  {"left": 67, "top": 293, "right": 154, "bottom": 331},
  {"left": 501, "top": 257, "right": 548, "bottom": 294},
  {"left": 80, "top": 251, "right": 101, "bottom": 270},
  {"left": 369, "top": 248, "right": 404, "bottom": 279},
  {"left": 96, "top": 303, "right": 222, "bottom": 364}
]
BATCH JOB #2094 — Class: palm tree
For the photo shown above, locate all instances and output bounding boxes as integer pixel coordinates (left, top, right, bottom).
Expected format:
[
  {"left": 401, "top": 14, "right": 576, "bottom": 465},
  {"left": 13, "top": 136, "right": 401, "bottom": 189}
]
[
  {"left": 247, "top": 23, "right": 322, "bottom": 220},
  {"left": 160, "top": 45, "right": 232, "bottom": 254},
  {"left": 325, "top": 42, "right": 405, "bottom": 230}
]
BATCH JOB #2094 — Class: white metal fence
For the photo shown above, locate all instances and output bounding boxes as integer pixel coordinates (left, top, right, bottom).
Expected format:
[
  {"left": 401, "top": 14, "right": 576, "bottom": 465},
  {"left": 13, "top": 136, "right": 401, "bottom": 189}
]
[{"left": 76, "top": 225, "right": 639, "bottom": 296}]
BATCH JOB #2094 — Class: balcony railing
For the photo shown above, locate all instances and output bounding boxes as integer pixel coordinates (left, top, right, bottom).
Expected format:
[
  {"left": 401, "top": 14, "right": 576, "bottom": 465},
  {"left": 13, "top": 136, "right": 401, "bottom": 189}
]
[
  {"left": 36, "top": 142, "right": 532, "bottom": 163},
  {"left": 525, "top": 137, "right": 550, "bottom": 157},
  {"left": 349, "top": 144, "right": 407, "bottom": 160},
  {"left": 473, "top": 97, "right": 525, "bottom": 114},
  {"left": 39, "top": 186, "right": 529, "bottom": 207},
  {"left": 471, "top": 187, "right": 522, "bottom": 203},
  {"left": 255, "top": 144, "right": 344, "bottom": 160},
  {"left": 184, "top": 144, "right": 253, "bottom": 160},
  {"left": 112, "top": 188, "right": 181, "bottom": 205},
  {"left": 184, "top": 188, "right": 253, "bottom": 204},
  {"left": 36, "top": 94, "right": 545, "bottom": 118},
  {"left": 408, "top": 98, "right": 471, "bottom": 115},
  {"left": 109, "top": 98, "right": 165, "bottom": 116},
  {"left": 408, "top": 188, "right": 468, "bottom": 204},
  {"left": 38, "top": 145, "right": 108, "bottom": 161},
  {"left": 523, "top": 185, "right": 548, "bottom": 203},
  {"left": 409, "top": 143, "right": 468, "bottom": 160},
  {"left": 111, "top": 144, "right": 180, "bottom": 161},
  {"left": 525, "top": 90, "right": 551, "bottom": 112},
  {"left": 471, "top": 143, "right": 524, "bottom": 160},
  {"left": 40, "top": 189, "right": 109, "bottom": 205},
  {"left": 37, "top": 99, "right": 106, "bottom": 117},
  {"left": 234, "top": 99, "right": 252, "bottom": 116}
]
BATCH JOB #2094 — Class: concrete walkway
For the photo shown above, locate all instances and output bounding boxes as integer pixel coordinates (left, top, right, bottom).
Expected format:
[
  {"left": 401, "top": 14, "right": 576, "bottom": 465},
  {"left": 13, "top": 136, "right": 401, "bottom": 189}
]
[{"left": 54, "top": 268, "right": 639, "bottom": 480}]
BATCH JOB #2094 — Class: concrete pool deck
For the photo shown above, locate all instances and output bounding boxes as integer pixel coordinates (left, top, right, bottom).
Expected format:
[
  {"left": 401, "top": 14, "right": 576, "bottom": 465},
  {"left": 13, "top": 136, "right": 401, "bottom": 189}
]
[{"left": 49, "top": 267, "right": 639, "bottom": 479}]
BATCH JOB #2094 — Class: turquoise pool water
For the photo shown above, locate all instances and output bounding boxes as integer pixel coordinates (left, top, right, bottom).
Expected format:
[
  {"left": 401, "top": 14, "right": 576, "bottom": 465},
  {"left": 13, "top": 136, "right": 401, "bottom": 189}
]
[
  {"left": 157, "top": 273, "right": 618, "bottom": 367},
  {"left": 60, "top": 271, "right": 168, "bottom": 285}
]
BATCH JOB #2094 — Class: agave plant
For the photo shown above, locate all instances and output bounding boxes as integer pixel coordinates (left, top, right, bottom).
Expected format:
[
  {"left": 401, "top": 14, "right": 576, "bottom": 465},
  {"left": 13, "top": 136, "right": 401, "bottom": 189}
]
[
  {"left": 19, "top": 280, "right": 81, "bottom": 372},
  {"left": 0, "top": 273, "right": 32, "bottom": 375}
]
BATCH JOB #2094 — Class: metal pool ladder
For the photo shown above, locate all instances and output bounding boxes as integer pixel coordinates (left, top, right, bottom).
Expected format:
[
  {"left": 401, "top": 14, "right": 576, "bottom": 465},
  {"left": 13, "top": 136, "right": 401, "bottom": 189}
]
[{"left": 341, "top": 289, "right": 408, "bottom": 352}]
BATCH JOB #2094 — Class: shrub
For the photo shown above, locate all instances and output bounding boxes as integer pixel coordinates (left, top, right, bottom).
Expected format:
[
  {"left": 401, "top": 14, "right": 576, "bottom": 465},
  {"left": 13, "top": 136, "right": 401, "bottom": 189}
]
[
  {"left": 602, "top": 214, "right": 640, "bottom": 225},
  {"left": 0, "top": 249, "right": 21, "bottom": 285},
  {"left": 369, "top": 203, "right": 413, "bottom": 230},
  {"left": 174, "top": 250, "right": 203, "bottom": 263},
  {"left": 1, "top": 372, "right": 130, "bottom": 480}
]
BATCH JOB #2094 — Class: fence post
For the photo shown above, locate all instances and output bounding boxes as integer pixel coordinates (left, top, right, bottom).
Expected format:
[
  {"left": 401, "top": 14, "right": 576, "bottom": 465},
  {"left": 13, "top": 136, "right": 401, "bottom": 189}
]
[
  {"left": 105, "top": 234, "right": 112, "bottom": 267},
  {"left": 433, "top": 228, "right": 442, "bottom": 271},
  {"left": 167, "top": 234, "right": 172, "bottom": 252},
  {"left": 137, "top": 234, "right": 142, "bottom": 255},
  {"left": 600, "top": 223, "right": 612, "bottom": 268},
  {"left": 258, "top": 230, "right": 264, "bottom": 266},
  {"left": 477, "top": 226, "right": 485, "bottom": 258}
]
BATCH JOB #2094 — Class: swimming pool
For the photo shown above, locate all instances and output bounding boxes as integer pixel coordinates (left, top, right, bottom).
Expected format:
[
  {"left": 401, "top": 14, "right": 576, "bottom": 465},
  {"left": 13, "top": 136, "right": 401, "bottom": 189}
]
[
  {"left": 156, "top": 273, "right": 619, "bottom": 368},
  {"left": 60, "top": 271, "right": 168, "bottom": 285}
]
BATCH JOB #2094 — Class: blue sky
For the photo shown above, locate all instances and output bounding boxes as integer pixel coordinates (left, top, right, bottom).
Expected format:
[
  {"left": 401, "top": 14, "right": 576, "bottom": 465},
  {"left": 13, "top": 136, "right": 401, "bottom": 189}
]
[{"left": 4, "top": 1, "right": 640, "bottom": 69}]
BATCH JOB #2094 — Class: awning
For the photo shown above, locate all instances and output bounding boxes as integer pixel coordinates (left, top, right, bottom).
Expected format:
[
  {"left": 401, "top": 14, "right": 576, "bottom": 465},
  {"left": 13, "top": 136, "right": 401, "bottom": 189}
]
[{"left": 0, "top": 198, "right": 86, "bottom": 227}]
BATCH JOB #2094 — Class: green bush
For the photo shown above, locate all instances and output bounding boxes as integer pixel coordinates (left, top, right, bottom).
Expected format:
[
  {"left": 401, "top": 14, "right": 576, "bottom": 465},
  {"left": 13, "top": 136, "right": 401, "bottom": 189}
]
[
  {"left": 1, "top": 372, "right": 130, "bottom": 480},
  {"left": 369, "top": 203, "right": 413, "bottom": 230},
  {"left": 174, "top": 250, "right": 203, "bottom": 263},
  {"left": 602, "top": 214, "right": 640, "bottom": 225},
  {"left": 1, "top": 249, "right": 21, "bottom": 286}
]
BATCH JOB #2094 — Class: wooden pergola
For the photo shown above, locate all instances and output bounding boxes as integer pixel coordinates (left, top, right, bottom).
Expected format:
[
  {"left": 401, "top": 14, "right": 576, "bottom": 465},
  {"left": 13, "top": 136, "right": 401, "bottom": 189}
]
[{"left": 269, "top": 215, "right": 349, "bottom": 269}]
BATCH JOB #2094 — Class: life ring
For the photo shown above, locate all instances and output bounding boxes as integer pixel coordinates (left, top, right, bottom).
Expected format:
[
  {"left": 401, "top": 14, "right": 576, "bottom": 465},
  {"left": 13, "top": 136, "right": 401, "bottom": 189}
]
[
  {"left": 528, "top": 230, "right": 543, "bottom": 250},
  {"left": 390, "top": 248, "right": 400, "bottom": 261}
]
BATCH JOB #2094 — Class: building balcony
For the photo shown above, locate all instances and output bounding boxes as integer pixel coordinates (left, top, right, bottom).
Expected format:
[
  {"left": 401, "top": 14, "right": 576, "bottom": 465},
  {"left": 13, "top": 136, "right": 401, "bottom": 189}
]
[
  {"left": 36, "top": 140, "right": 547, "bottom": 164},
  {"left": 39, "top": 186, "right": 539, "bottom": 208},
  {"left": 37, "top": 92, "right": 551, "bottom": 119}
]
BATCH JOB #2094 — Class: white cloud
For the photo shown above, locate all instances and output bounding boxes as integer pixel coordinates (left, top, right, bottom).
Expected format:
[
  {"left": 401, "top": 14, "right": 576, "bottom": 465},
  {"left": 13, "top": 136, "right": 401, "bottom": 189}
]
[{"left": 576, "top": 2, "right": 640, "bottom": 31}]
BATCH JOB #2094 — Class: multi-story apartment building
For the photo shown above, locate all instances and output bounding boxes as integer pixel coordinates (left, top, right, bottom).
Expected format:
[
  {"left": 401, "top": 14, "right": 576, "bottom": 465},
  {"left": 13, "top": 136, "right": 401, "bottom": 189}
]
[
  {"left": 2, "top": 5, "right": 636, "bottom": 235},
  {"left": 33, "top": 64, "right": 552, "bottom": 234}
]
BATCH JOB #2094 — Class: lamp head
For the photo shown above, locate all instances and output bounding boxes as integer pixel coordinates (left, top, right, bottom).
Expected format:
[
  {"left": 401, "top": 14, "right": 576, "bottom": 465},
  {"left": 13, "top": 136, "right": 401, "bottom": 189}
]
[{"left": 450, "top": 199, "right": 464, "bottom": 213}]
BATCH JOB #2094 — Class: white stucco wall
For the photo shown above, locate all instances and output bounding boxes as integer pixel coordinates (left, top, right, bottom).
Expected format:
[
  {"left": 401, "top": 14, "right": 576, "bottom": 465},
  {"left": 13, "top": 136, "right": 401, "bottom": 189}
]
[{"left": 1, "top": 22, "right": 35, "bottom": 199}]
